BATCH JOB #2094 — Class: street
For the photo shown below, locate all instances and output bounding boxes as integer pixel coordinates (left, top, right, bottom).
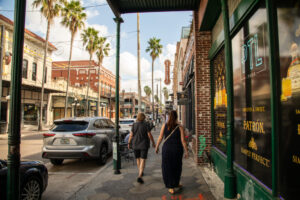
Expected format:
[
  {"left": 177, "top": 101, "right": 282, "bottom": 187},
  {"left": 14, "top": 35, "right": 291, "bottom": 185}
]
[{"left": 0, "top": 132, "right": 112, "bottom": 200}]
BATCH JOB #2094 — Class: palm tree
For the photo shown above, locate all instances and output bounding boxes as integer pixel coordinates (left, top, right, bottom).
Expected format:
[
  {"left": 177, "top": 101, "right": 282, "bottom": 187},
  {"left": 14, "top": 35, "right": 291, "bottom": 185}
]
[
  {"left": 154, "top": 95, "right": 159, "bottom": 103},
  {"left": 96, "top": 36, "right": 110, "bottom": 116},
  {"left": 61, "top": 0, "right": 86, "bottom": 118},
  {"left": 81, "top": 27, "right": 99, "bottom": 116},
  {"left": 32, "top": 0, "right": 65, "bottom": 131},
  {"left": 146, "top": 37, "right": 162, "bottom": 119},
  {"left": 163, "top": 87, "right": 169, "bottom": 102},
  {"left": 144, "top": 85, "right": 151, "bottom": 99}
]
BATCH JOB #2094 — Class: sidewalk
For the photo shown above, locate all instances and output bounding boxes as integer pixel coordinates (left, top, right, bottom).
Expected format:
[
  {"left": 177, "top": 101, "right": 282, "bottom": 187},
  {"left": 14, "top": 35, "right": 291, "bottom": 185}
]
[
  {"left": 0, "top": 124, "right": 51, "bottom": 140},
  {"left": 69, "top": 126, "right": 223, "bottom": 200}
]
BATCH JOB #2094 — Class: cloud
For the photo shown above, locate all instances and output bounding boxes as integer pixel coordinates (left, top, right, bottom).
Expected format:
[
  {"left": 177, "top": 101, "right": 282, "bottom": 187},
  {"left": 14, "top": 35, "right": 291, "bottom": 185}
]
[{"left": 86, "top": 9, "right": 100, "bottom": 18}]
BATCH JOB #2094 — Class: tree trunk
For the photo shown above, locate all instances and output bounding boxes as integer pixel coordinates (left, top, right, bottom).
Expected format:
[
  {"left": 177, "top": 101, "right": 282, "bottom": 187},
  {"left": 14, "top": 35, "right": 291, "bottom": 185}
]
[
  {"left": 38, "top": 21, "right": 50, "bottom": 131},
  {"left": 137, "top": 13, "right": 142, "bottom": 113},
  {"left": 86, "top": 56, "right": 92, "bottom": 117},
  {"left": 151, "top": 59, "right": 154, "bottom": 120},
  {"left": 65, "top": 33, "right": 74, "bottom": 118},
  {"left": 98, "top": 63, "right": 101, "bottom": 116}
]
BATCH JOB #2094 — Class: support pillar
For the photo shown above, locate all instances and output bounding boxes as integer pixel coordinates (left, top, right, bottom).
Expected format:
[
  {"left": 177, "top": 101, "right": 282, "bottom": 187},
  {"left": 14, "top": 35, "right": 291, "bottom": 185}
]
[
  {"left": 7, "top": 0, "right": 26, "bottom": 199},
  {"left": 221, "top": 0, "right": 236, "bottom": 198},
  {"left": 113, "top": 17, "right": 123, "bottom": 174}
]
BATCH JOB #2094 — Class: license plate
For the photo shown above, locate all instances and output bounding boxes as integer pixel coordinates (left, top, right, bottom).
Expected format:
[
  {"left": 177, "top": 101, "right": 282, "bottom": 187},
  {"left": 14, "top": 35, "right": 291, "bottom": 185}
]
[{"left": 60, "top": 138, "right": 70, "bottom": 144}]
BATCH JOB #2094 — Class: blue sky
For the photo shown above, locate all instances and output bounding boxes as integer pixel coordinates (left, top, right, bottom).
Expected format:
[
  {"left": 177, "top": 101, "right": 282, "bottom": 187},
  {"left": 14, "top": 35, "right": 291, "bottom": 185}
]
[{"left": 0, "top": 0, "right": 192, "bottom": 94}]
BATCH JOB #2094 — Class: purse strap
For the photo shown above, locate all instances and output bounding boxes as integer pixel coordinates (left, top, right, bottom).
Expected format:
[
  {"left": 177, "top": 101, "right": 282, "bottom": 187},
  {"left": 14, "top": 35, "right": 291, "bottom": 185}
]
[{"left": 164, "top": 125, "right": 180, "bottom": 143}]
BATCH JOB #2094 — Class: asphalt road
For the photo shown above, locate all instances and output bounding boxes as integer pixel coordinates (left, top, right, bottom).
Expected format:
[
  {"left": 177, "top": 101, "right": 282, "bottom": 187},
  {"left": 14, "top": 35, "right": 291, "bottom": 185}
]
[{"left": 0, "top": 124, "right": 163, "bottom": 200}]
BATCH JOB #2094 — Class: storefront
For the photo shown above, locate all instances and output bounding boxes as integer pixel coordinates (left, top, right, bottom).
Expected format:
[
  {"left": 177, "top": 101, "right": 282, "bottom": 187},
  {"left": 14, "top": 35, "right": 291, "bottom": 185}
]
[{"left": 206, "top": 0, "right": 300, "bottom": 199}]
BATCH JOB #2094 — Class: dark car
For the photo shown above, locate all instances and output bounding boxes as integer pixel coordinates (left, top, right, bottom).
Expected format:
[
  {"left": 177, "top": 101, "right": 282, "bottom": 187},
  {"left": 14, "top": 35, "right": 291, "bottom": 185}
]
[{"left": 0, "top": 159, "right": 48, "bottom": 200}]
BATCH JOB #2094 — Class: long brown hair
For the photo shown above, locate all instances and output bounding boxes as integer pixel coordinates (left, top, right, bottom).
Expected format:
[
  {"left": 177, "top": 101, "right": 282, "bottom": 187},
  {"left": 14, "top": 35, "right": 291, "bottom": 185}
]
[{"left": 167, "top": 110, "right": 178, "bottom": 130}]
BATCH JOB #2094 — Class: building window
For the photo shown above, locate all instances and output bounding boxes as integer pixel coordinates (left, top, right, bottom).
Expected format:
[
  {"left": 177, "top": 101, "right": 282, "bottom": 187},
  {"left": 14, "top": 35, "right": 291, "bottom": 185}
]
[
  {"left": 277, "top": 2, "right": 300, "bottom": 199},
  {"left": 76, "top": 77, "right": 79, "bottom": 80},
  {"left": 90, "top": 69, "right": 96, "bottom": 74},
  {"left": 96, "top": 76, "right": 98, "bottom": 79},
  {"left": 32, "top": 62, "right": 37, "bottom": 81},
  {"left": 231, "top": 5, "right": 271, "bottom": 188},
  {"left": 22, "top": 59, "right": 28, "bottom": 79},
  {"left": 79, "top": 70, "right": 86, "bottom": 74}
]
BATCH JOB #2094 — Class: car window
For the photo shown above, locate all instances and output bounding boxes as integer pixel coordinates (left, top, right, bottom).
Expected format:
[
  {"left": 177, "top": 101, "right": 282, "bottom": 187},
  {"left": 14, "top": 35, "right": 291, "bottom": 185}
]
[
  {"left": 100, "top": 119, "right": 109, "bottom": 128},
  {"left": 119, "top": 120, "right": 134, "bottom": 124},
  {"left": 106, "top": 119, "right": 115, "bottom": 128},
  {"left": 93, "top": 119, "right": 103, "bottom": 129},
  {"left": 51, "top": 121, "right": 89, "bottom": 132}
]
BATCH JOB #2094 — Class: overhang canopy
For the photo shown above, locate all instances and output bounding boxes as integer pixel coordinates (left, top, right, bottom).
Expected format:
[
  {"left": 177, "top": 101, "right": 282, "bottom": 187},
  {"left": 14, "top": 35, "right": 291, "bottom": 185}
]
[{"left": 106, "top": 0, "right": 200, "bottom": 17}]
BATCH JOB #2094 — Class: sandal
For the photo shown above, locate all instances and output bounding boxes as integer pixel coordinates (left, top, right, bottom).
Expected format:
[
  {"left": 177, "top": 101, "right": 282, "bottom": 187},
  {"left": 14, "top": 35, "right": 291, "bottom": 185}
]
[
  {"left": 177, "top": 184, "right": 183, "bottom": 188},
  {"left": 168, "top": 188, "right": 175, "bottom": 194}
]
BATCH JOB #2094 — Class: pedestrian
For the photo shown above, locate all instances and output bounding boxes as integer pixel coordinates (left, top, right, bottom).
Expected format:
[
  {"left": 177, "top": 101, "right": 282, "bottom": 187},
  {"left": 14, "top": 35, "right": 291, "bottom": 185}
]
[
  {"left": 165, "top": 112, "right": 169, "bottom": 123},
  {"left": 128, "top": 112, "right": 156, "bottom": 184},
  {"left": 155, "top": 110, "right": 189, "bottom": 194}
]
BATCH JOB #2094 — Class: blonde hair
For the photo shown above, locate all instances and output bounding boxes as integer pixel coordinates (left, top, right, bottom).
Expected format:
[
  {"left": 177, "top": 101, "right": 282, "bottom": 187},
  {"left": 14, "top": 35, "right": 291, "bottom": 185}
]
[{"left": 137, "top": 113, "right": 146, "bottom": 122}]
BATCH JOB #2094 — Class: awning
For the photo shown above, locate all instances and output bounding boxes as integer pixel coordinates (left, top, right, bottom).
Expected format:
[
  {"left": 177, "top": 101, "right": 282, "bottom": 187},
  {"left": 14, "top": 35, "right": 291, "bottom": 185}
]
[{"left": 106, "top": 0, "right": 200, "bottom": 17}]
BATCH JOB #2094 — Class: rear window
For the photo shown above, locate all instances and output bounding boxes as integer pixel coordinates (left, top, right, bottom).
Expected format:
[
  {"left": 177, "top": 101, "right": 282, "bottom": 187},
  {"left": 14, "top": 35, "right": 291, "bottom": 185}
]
[
  {"left": 119, "top": 120, "right": 134, "bottom": 124},
  {"left": 51, "top": 121, "right": 89, "bottom": 132}
]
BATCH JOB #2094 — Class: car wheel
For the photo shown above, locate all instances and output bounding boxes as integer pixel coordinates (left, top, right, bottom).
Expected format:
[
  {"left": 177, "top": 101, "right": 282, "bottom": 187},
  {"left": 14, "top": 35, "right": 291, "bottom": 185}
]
[
  {"left": 50, "top": 159, "right": 64, "bottom": 165},
  {"left": 21, "top": 176, "right": 42, "bottom": 200},
  {"left": 98, "top": 144, "right": 108, "bottom": 165}
]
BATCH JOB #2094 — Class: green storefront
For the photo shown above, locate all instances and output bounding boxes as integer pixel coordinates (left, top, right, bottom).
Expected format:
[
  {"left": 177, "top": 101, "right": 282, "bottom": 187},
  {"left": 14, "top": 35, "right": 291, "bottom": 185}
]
[{"left": 205, "top": 0, "right": 300, "bottom": 199}]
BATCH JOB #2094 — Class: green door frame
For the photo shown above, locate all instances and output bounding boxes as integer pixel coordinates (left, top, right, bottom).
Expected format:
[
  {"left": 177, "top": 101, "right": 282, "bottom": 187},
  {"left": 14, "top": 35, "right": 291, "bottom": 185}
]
[
  {"left": 221, "top": 0, "right": 236, "bottom": 198},
  {"left": 7, "top": 0, "right": 26, "bottom": 199},
  {"left": 266, "top": 0, "right": 280, "bottom": 197}
]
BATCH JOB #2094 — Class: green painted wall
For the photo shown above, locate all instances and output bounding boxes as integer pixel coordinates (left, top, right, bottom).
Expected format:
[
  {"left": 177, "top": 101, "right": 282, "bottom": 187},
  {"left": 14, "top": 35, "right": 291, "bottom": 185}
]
[{"left": 212, "top": 147, "right": 274, "bottom": 200}]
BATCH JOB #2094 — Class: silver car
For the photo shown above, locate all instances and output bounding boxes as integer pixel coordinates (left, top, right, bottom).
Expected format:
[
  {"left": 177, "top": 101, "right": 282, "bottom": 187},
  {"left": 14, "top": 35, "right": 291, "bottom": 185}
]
[{"left": 42, "top": 117, "right": 126, "bottom": 165}]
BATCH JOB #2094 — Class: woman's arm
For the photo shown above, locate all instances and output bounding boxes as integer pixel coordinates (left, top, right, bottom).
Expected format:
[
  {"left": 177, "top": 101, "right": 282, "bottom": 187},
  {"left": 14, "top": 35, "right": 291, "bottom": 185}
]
[
  {"left": 155, "top": 124, "right": 165, "bottom": 153},
  {"left": 179, "top": 126, "right": 189, "bottom": 158},
  {"left": 148, "top": 132, "right": 156, "bottom": 148},
  {"left": 127, "top": 132, "right": 133, "bottom": 149}
]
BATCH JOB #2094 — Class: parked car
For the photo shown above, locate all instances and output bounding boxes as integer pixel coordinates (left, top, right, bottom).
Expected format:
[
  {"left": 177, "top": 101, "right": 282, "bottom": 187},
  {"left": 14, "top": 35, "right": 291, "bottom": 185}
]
[
  {"left": 42, "top": 117, "right": 127, "bottom": 165},
  {"left": 119, "top": 118, "right": 135, "bottom": 132},
  {"left": 0, "top": 159, "right": 48, "bottom": 200}
]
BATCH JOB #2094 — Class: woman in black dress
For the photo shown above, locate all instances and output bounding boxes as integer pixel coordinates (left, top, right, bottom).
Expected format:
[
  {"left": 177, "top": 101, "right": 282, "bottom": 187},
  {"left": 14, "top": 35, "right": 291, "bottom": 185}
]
[{"left": 155, "top": 110, "right": 189, "bottom": 194}]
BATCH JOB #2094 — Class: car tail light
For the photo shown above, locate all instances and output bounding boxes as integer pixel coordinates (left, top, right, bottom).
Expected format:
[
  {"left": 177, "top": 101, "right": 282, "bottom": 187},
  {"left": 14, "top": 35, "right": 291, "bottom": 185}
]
[
  {"left": 72, "top": 133, "right": 96, "bottom": 137},
  {"left": 43, "top": 133, "right": 56, "bottom": 137}
]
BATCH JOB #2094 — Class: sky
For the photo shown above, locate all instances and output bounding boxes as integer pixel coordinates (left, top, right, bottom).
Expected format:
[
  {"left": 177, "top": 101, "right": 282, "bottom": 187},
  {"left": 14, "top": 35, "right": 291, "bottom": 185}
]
[{"left": 0, "top": 0, "right": 192, "bottom": 100}]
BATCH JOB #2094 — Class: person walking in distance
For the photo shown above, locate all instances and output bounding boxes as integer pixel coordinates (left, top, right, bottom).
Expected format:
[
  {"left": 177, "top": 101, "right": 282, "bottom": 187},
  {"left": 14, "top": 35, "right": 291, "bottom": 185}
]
[
  {"left": 155, "top": 110, "right": 189, "bottom": 194},
  {"left": 128, "top": 113, "right": 156, "bottom": 184}
]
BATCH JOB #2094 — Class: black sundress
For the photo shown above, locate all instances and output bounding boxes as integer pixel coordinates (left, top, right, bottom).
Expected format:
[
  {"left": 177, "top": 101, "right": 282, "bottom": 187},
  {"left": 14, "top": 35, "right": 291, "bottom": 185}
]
[{"left": 161, "top": 124, "right": 183, "bottom": 188}]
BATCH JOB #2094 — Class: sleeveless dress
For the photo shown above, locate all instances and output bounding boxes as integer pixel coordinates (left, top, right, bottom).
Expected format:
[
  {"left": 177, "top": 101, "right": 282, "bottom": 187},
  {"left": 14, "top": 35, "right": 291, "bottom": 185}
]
[{"left": 161, "top": 124, "right": 183, "bottom": 188}]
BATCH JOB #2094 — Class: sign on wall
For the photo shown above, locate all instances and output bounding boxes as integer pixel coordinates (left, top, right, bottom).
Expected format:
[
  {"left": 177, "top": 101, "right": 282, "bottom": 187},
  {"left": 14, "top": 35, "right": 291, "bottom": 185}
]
[
  {"left": 213, "top": 48, "right": 227, "bottom": 154},
  {"left": 164, "top": 59, "right": 171, "bottom": 85},
  {"left": 232, "top": 8, "right": 272, "bottom": 188}
]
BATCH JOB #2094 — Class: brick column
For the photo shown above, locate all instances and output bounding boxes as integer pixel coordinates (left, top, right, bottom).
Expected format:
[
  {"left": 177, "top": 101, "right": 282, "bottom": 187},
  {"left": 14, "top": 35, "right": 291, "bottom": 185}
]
[{"left": 193, "top": 11, "right": 212, "bottom": 165}]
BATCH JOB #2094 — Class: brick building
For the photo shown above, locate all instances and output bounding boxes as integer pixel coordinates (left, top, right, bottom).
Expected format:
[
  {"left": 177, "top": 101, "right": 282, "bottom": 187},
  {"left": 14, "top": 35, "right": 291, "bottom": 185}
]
[
  {"left": 52, "top": 60, "right": 118, "bottom": 118},
  {"left": 120, "top": 92, "right": 151, "bottom": 118}
]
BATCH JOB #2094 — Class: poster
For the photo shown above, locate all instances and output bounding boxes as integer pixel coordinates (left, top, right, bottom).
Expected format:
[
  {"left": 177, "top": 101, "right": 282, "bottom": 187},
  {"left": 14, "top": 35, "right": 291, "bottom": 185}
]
[
  {"left": 232, "top": 8, "right": 272, "bottom": 188},
  {"left": 213, "top": 48, "right": 227, "bottom": 154}
]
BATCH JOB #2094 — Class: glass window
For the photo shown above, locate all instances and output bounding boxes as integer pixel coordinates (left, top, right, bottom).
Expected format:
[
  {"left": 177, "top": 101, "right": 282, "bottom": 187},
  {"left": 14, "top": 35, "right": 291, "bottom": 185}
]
[
  {"left": 51, "top": 120, "right": 88, "bottom": 132},
  {"left": 22, "top": 59, "right": 28, "bottom": 79},
  {"left": 32, "top": 62, "right": 37, "bottom": 81},
  {"left": 232, "top": 5, "right": 271, "bottom": 188},
  {"left": 212, "top": 48, "right": 227, "bottom": 154},
  {"left": 277, "top": 2, "right": 300, "bottom": 199}
]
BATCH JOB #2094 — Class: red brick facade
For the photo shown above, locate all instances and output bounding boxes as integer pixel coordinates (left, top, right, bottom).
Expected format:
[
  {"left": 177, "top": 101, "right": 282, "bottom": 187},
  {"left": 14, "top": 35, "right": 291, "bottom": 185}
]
[{"left": 193, "top": 11, "right": 212, "bottom": 165}]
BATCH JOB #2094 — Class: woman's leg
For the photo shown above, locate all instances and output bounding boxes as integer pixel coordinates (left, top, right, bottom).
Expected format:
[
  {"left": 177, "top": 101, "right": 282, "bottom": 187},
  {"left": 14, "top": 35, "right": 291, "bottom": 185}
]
[{"left": 139, "top": 159, "right": 146, "bottom": 177}]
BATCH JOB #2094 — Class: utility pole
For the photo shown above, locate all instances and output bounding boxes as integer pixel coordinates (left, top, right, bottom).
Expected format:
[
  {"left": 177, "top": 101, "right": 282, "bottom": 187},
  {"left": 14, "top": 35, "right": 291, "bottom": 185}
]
[
  {"left": 109, "top": 85, "right": 112, "bottom": 119},
  {"left": 137, "top": 13, "right": 142, "bottom": 113},
  {"left": 0, "top": 25, "right": 5, "bottom": 122},
  {"left": 156, "top": 84, "right": 158, "bottom": 122}
]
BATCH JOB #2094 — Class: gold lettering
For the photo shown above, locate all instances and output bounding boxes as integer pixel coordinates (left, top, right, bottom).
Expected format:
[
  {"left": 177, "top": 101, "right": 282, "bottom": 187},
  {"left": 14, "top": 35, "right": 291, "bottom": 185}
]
[
  {"left": 292, "top": 155, "right": 300, "bottom": 164},
  {"left": 217, "top": 121, "right": 225, "bottom": 129},
  {"left": 298, "top": 124, "right": 300, "bottom": 135},
  {"left": 296, "top": 109, "right": 300, "bottom": 115},
  {"left": 242, "top": 107, "right": 265, "bottom": 112},
  {"left": 241, "top": 148, "right": 270, "bottom": 167},
  {"left": 243, "top": 120, "right": 265, "bottom": 134}
]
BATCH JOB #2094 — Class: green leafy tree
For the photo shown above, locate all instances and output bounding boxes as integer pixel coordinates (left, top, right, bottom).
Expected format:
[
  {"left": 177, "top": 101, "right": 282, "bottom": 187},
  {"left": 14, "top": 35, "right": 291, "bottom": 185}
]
[
  {"left": 61, "top": 0, "right": 86, "bottom": 117},
  {"left": 32, "top": 0, "right": 65, "bottom": 130},
  {"left": 163, "top": 87, "right": 169, "bottom": 102},
  {"left": 146, "top": 37, "right": 162, "bottom": 117},
  {"left": 96, "top": 36, "right": 110, "bottom": 116},
  {"left": 144, "top": 85, "right": 151, "bottom": 99}
]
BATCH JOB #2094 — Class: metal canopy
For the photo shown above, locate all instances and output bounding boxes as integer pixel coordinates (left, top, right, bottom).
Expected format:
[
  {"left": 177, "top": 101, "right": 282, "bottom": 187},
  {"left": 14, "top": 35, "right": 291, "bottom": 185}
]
[{"left": 106, "top": 0, "right": 200, "bottom": 17}]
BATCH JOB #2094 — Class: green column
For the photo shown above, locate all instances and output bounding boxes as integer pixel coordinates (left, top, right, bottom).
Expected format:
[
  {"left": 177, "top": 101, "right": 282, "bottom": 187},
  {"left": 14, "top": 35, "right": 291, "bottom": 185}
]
[
  {"left": 7, "top": 0, "right": 26, "bottom": 199},
  {"left": 210, "top": 61, "right": 215, "bottom": 145},
  {"left": 221, "top": 0, "right": 236, "bottom": 198},
  {"left": 266, "top": 0, "right": 280, "bottom": 197},
  {"left": 113, "top": 17, "right": 123, "bottom": 174}
]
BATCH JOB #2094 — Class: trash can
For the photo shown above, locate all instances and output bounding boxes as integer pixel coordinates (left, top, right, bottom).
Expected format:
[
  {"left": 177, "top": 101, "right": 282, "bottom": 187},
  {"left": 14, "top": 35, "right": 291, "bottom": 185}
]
[{"left": 0, "top": 121, "right": 7, "bottom": 134}]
